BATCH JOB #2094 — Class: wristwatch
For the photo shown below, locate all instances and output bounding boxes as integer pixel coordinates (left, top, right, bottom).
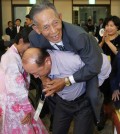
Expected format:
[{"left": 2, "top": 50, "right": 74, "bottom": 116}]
[{"left": 64, "top": 77, "right": 71, "bottom": 86}]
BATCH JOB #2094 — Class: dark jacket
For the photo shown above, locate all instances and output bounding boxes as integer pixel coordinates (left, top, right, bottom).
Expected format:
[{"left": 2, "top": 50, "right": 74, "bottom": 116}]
[{"left": 110, "top": 51, "right": 120, "bottom": 108}]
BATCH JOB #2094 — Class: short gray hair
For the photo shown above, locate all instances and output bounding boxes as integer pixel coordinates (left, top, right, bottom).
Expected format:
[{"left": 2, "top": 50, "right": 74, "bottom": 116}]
[{"left": 29, "top": 0, "right": 58, "bottom": 25}]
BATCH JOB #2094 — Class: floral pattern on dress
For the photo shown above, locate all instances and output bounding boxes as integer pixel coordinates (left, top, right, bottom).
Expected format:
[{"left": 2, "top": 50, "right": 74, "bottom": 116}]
[
  {"left": 0, "top": 45, "right": 48, "bottom": 134},
  {"left": 15, "top": 74, "right": 24, "bottom": 85}
]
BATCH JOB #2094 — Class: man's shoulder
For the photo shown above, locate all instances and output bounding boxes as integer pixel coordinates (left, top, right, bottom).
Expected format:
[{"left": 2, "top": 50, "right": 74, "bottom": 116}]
[
  {"left": 63, "top": 21, "right": 86, "bottom": 34},
  {"left": 29, "top": 30, "right": 44, "bottom": 39},
  {"left": 29, "top": 30, "right": 38, "bottom": 36},
  {"left": 29, "top": 30, "right": 50, "bottom": 48}
]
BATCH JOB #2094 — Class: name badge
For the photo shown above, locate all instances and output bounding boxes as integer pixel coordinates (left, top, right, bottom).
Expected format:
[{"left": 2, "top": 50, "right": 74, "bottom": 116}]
[{"left": 33, "top": 100, "right": 44, "bottom": 121}]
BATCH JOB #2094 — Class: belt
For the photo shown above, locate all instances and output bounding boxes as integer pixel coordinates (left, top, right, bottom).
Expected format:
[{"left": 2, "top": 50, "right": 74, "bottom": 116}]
[{"left": 56, "top": 92, "right": 86, "bottom": 103}]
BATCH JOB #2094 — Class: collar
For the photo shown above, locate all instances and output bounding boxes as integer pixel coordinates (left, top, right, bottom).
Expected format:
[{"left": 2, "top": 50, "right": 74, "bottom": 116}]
[
  {"left": 49, "top": 41, "right": 64, "bottom": 50},
  {"left": 12, "top": 44, "right": 18, "bottom": 53}
]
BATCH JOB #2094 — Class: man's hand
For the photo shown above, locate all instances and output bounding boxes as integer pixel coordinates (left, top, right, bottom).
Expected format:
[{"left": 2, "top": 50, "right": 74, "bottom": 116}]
[
  {"left": 40, "top": 76, "right": 51, "bottom": 88},
  {"left": 21, "top": 112, "right": 31, "bottom": 125},
  {"left": 43, "top": 78, "right": 65, "bottom": 97},
  {"left": 112, "top": 90, "right": 120, "bottom": 101}
]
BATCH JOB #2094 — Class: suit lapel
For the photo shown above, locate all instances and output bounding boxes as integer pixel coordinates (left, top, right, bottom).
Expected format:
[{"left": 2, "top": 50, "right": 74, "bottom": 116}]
[
  {"left": 37, "top": 34, "right": 55, "bottom": 50},
  {"left": 62, "top": 25, "right": 76, "bottom": 52}
]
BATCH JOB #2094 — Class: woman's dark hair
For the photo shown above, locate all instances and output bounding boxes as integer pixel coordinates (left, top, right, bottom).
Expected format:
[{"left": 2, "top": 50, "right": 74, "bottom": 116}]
[
  {"left": 103, "top": 15, "right": 120, "bottom": 30},
  {"left": 14, "top": 27, "right": 31, "bottom": 44}
]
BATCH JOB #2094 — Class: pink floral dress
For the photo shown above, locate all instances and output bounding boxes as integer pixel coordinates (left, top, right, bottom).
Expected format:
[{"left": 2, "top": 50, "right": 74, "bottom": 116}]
[{"left": 0, "top": 45, "right": 48, "bottom": 134}]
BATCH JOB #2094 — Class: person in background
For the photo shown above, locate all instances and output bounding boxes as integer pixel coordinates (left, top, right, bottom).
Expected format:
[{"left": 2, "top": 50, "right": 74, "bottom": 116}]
[
  {"left": 86, "top": 18, "right": 95, "bottom": 34},
  {"left": 12, "top": 18, "right": 23, "bottom": 39},
  {"left": 99, "top": 15, "right": 120, "bottom": 127},
  {"left": 25, "top": 14, "right": 33, "bottom": 27},
  {"left": 22, "top": 48, "right": 111, "bottom": 134},
  {"left": 95, "top": 18, "right": 104, "bottom": 43},
  {"left": 99, "top": 15, "right": 120, "bottom": 64},
  {"left": 0, "top": 28, "right": 48, "bottom": 134},
  {"left": 5, "top": 21, "right": 14, "bottom": 40}
]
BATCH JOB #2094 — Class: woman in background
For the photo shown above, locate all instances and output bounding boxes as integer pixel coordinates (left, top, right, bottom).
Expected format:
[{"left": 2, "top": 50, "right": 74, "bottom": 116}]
[
  {"left": 98, "top": 16, "right": 120, "bottom": 130},
  {"left": 99, "top": 15, "right": 120, "bottom": 64},
  {"left": 99, "top": 16, "right": 120, "bottom": 103},
  {"left": 0, "top": 28, "right": 48, "bottom": 134}
]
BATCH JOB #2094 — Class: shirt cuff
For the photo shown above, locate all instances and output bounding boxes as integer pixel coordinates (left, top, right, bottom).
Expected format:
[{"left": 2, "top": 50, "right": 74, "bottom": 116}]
[{"left": 69, "top": 75, "right": 76, "bottom": 84}]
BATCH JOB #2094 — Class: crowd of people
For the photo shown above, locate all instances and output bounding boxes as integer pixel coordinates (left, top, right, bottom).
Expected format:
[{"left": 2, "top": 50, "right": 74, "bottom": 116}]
[{"left": 0, "top": 0, "right": 120, "bottom": 134}]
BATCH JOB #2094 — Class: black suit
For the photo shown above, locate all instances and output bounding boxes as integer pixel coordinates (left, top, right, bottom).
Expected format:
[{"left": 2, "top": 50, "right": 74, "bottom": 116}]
[
  {"left": 29, "top": 21, "right": 103, "bottom": 122},
  {"left": 12, "top": 26, "right": 23, "bottom": 39},
  {"left": 110, "top": 51, "right": 120, "bottom": 109},
  {"left": 5, "top": 27, "right": 14, "bottom": 39}
]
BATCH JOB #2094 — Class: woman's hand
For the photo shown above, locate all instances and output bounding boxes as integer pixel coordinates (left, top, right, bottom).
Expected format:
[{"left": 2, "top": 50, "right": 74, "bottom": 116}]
[
  {"left": 21, "top": 112, "right": 31, "bottom": 125},
  {"left": 112, "top": 90, "right": 120, "bottom": 101}
]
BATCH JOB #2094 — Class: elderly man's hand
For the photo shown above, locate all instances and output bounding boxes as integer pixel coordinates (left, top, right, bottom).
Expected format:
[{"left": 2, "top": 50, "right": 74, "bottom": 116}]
[
  {"left": 40, "top": 76, "right": 51, "bottom": 88},
  {"left": 43, "top": 78, "right": 65, "bottom": 97}
]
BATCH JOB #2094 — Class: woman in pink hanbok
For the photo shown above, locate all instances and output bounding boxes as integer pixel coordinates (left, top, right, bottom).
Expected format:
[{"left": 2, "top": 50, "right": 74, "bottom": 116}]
[{"left": 0, "top": 28, "right": 48, "bottom": 134}]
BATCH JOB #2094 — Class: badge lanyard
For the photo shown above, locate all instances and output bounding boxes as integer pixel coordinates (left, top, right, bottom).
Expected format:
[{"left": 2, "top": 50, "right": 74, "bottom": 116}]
[{"left": 34, "top": 92, "right": 45, "bottom": 121}]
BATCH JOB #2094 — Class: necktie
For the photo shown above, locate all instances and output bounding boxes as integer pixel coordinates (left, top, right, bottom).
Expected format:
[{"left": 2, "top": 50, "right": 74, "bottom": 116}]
[{"left": 55, "top": 44, "right": 65, "bottom": 51}]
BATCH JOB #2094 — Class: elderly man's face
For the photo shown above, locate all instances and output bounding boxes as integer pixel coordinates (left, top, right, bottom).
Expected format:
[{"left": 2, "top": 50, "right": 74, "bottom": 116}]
[
  {"left": 23, "top": 58, "right": 51, "bottom": 78},
  {"left": 34, "top": 8, "right": 62, "bottom": 43}
]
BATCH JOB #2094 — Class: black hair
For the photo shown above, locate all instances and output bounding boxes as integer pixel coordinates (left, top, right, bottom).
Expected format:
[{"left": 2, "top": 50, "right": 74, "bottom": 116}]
[
  {"left": 26, "top": 14, "right": 31, "bottom": 19},
  {"left": 103, "top": 15, "right": 120, "bottom": 30},
  {"left": 8, "top": 21, "right": 12, "bottom": 25},
  {"left": 99, "top": 18, "right": 103, "bottom": 22},
  {"left": 14, "top": 27, "right": 31, "bottom": 44},
  {"left": 15, "top": 18, "right": 21, "bottom": 23}
]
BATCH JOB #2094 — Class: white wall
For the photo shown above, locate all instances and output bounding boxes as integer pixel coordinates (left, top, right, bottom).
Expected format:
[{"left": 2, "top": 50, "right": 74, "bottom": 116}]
[
  {"left": 2, "top": 0, "right": 12, "bottom": 34},
  {"left": 111, "top": 0, "right": 120, "bottom": 17},
  {"left": 54, "top": 0, "right": 72, "bottom": 23}
]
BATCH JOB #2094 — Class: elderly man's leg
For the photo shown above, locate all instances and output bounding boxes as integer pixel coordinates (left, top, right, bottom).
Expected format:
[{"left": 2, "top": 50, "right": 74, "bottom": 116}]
[{"left": 73, "top": 97, "right": 94, "bottom": 134}]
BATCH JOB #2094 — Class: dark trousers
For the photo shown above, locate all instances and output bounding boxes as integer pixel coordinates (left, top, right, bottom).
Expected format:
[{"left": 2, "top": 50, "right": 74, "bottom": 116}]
[{"left": 52, "top": 94, "right": 94, "bottom": 134}]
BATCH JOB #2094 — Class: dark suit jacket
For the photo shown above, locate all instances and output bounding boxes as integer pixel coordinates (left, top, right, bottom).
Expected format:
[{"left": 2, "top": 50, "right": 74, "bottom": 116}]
[
  {"left": 12, "top": 26, "right": 23, "bottom": 39},
  {"left": 110, "top": 51, "right": 120, "bottom": 91},
  {"left": 110, "top": 51, "right": 120, "bottom": 108},
  {"left": 29, "top": 21, "right": 103, "bottom": 121},
  {"left": 5, "top": 27, "right": 14, "bottom": 39}
]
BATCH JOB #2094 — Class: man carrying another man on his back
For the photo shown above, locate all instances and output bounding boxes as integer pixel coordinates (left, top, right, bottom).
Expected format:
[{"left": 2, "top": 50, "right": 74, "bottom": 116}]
[{"left": 22, "top": 48, "right": 111, "bottom": 134}]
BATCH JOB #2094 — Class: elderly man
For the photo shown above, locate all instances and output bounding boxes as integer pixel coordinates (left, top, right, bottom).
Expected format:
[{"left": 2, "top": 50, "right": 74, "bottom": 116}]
[
  {"left": 22, "top": 48, "right": 111, "bottom": 134},
  {"left": 29, "top": 1, "right": 104, "bottom": 125}
]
